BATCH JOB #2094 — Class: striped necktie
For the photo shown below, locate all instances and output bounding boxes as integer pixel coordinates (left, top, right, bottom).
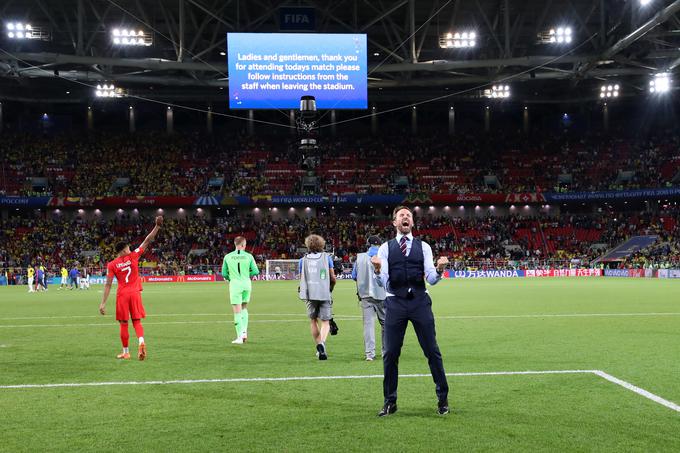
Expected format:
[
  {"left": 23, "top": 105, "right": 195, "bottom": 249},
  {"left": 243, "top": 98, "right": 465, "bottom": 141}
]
[{"left": 400, "top": 236, "right": 408, "bottom": 256}]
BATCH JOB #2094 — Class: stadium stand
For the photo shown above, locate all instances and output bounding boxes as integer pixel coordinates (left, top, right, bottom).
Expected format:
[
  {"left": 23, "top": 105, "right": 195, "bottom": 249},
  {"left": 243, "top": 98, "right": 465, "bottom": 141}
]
[
  {"left": 1, "top": 132, "right": 679, "bottom": 197},
  {"left": 2, "top": 207, "right": 679, "bottom": 277}
]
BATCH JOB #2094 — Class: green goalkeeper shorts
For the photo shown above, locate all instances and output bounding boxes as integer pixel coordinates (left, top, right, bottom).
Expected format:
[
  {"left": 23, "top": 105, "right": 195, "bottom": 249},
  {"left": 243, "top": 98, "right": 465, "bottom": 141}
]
[{"left": 229, "top": 282, "right": 252, "bottom": 305}]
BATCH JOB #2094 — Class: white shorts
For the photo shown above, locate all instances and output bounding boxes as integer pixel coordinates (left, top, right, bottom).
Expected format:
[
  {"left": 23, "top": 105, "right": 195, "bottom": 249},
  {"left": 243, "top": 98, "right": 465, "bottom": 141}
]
[
  {"left": 28, "top": 277, "right": 34, "bottom": 285},
  {"left": 61, "top": 277, "right": 67, "bottom": 284}
]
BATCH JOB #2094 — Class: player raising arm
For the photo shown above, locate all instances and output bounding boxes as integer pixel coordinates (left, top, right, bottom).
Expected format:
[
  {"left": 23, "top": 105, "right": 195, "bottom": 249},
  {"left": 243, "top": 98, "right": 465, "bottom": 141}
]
[{"left": 99, "top": 216, "right": 163, "bottom": 360}]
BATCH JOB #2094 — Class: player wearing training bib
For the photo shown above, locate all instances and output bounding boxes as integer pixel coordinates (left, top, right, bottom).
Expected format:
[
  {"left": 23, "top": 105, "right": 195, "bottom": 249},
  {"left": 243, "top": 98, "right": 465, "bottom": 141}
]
[
  {"left": 99, "top": 216, "right": 163, "bottom": 360},
  {"left": 221, "top": 236, "right": 259, "bottom": 344}
]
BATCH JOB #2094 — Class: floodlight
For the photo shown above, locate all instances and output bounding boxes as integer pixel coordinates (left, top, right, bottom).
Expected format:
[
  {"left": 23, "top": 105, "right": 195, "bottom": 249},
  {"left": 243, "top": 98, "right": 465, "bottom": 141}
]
[
  {"left": 95, "top": 83, "right": 122, "bottom": 98},
  {"left": 440, "top": 31, "right": 477, "bottom": 48},
  {"left": 5, "top": 21, "right": 39, "bottom": 39},
  {"left": 484, "top": 84, "right": 511, "bottom": 99},
  {"left": 539, "top": 26, "right": 573, "bottom": 44},
  {"left": 649, "top": 73, "right": 670, "bottom": 94},
  {"left": 111, "top": 28, "right": 152, "bottom": 46},
  {"left": 600, "top": 83, "right": 620, "bottom": 98}
]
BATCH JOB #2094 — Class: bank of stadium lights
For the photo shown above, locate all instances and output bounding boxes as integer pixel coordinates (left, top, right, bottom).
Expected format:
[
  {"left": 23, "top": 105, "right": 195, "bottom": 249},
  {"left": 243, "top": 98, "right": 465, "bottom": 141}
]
[
  {"left": 111, "top": 28, "right": 152, "bottom": 46},
  {"left": 600, "top": 84, "right": 620, "bottom": 99},
  {"left": 5, "top": 22, "right": 36, "bottom": 39},
  {"left": 484, "top": 85, "right": 511, "bottom": 99},
  {"left": 649, "top": 73, "right": 671, "bottom": 94},
  {"left": 640, "top": 0, "right": 652, "bottom": 5},
  {"left": 439, "top": 31, "right": 476, "bottom": 49},
  {"left": 95, "top": 84, "right": 123, "bottom": 98},
  {"left": 538, "top": 27, "right": 572, "bottom": 44}
]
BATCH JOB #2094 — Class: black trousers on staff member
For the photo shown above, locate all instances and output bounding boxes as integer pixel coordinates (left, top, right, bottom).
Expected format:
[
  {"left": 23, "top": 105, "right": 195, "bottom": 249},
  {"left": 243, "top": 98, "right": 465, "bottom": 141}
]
[{"left": 383, "top": 291, "right": 448, "bottom": 404}]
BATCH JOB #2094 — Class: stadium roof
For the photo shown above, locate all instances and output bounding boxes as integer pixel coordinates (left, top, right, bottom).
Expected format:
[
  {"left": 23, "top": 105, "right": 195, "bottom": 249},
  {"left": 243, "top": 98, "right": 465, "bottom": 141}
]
[{"left": 0, "top": 0, "right": 679, "bottom": 103}]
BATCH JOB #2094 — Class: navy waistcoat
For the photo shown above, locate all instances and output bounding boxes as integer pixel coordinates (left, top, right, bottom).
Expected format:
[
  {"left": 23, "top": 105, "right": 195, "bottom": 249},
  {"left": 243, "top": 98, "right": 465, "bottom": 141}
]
[{"left": 387, "top": 237, "right": 426, "bottom": 298}]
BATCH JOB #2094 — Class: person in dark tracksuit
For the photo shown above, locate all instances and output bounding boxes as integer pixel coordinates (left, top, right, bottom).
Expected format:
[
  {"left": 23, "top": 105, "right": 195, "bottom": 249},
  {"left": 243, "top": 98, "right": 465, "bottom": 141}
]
[{"left": 371, "top": 206, "right": 450, "bottom": 417}]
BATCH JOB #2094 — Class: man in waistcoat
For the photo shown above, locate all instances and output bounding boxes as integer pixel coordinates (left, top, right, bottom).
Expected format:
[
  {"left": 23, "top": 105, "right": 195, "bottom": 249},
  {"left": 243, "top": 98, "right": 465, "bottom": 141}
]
[
  {"left": 299, "top": 234, "right": 336, "bottom": 360},
  {"left": 371, "top": 206, "right": 450, "bottom": 416},
  {"left": 352, "top": 235, "right": 386, "bottom": 361}
]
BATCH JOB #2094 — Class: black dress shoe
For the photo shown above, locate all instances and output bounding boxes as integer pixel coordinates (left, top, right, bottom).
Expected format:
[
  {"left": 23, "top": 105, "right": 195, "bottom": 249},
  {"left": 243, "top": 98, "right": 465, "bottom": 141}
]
[
  {"left": 378, "top": 403, "right": 397, "bottom": 417},
  {"left": 437, "top": 400, "right": 450, "bottom": 415}
]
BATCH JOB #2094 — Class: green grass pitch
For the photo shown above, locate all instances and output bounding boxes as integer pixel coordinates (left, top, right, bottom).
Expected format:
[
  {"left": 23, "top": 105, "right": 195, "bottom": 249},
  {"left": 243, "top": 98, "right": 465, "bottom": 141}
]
[{"left": 1, "top": 278, "right": 680, "bottom": 452}]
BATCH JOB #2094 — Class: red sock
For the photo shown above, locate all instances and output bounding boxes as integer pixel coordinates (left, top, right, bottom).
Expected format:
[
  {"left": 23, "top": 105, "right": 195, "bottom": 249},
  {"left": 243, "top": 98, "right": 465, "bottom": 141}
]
[
  {"left": 119, "top": 322, "right": 130, "bottom": 348},
  {"left": 132, "top": 319, "right": 144, "bottom": 339}
]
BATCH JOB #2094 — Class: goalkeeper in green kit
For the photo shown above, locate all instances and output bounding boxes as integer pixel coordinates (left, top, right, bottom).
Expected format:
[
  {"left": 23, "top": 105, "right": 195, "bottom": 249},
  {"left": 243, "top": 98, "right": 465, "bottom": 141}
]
[{"left": 222, "top": 236, "right": 260, "bottom": 344}]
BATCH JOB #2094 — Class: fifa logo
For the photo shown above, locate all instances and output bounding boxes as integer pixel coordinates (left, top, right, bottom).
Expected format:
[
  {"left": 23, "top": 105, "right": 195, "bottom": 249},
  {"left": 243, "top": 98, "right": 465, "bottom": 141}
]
[{"left": 284, "top": 14, "right": 310, "bottom": 24}]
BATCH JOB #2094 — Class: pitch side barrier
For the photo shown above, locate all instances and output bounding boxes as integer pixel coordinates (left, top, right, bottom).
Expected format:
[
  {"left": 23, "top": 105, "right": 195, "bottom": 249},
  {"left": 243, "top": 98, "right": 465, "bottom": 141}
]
[
  {"left": 42, "top": 275, "right": 221, "bottom": 285},
  {"left": 445, "top": 269, "right": 603, "bottom": 279},
  {"left": 39, "top": 273, "right": 353, "bottom": 285},
  {"left": 25, "top": 269, "right": 680, "bottom": 286},
  {"left": 603, "top": 269, "right": 680, "bottom": 279}
]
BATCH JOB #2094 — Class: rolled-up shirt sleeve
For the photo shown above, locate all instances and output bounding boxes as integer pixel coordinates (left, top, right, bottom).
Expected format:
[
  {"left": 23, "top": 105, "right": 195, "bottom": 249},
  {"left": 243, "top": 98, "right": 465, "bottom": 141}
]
[
  {"left": 374, "top": 243, "right": 390, "bottom": 288},
  {"left": 422, "top": 242, "right": 442, "bottom": 286}
]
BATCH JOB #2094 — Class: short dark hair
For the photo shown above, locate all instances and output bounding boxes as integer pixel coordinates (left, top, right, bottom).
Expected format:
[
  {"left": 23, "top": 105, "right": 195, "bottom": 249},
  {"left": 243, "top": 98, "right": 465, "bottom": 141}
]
[
  {"left": 392, "top": 205, "right": 413, "bottom": 219},
  {"left": 115, "top": 241, "right": 129, "bottom": 253},
  {"left": 367, "top": 235, "right": 382, "bottom": 246}
]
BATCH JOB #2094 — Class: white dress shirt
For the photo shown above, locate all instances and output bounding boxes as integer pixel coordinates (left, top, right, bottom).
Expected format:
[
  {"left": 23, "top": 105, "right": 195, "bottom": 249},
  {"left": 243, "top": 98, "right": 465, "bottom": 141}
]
[{"left": 375, "top": 233, "right": 442, "bottom": 297}]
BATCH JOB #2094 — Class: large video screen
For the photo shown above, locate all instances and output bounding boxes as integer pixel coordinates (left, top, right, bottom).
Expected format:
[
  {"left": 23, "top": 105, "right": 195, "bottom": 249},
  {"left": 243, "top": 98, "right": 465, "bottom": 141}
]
[{"left": 227, "top": 33, "right": 367, "bottom": 110}]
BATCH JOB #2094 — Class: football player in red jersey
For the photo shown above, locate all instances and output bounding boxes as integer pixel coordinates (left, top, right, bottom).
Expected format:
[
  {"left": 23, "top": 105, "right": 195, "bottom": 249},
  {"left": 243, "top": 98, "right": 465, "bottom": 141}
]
[{"left": 99, "top": 216, "right": 163, "bottom": 360}]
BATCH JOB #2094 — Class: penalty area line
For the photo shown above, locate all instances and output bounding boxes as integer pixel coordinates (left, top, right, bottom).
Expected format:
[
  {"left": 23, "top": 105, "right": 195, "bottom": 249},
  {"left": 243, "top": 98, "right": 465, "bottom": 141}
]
[
  {"left": 1, "top": 312, "right": 679, "bottom": 328},
  {"left": 0, "top": 369, "right": 597, "bottom": 389},
  {"left": 0, "top": 313, "right": 353, "bottom": 321},
  {"left": 0, "top": 318, "right": 360, "bottom": 329},
  {"left": 592, "top": 370, "right": 680, "bottom": 413},
  {"left": 2, "top": 369, "right": 677, "bottom": 413}
]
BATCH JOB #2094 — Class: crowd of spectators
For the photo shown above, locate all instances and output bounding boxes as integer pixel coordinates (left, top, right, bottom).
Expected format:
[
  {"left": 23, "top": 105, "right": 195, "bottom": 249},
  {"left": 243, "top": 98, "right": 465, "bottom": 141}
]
[
  {"left": 2, "top": 131, "right": 679, "bottom": 198},
  {"left": 623, "top": 207, "right": 680, "bottom": 269},
  {"left": 2, "top": 208, "right": 678, "bottom": 277}
]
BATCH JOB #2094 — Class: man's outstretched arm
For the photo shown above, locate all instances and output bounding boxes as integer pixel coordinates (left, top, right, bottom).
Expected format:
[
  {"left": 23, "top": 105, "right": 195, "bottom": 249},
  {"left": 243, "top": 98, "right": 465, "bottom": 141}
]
[{"left": 139, "top": 216, "right": 163, "bottom": 251}]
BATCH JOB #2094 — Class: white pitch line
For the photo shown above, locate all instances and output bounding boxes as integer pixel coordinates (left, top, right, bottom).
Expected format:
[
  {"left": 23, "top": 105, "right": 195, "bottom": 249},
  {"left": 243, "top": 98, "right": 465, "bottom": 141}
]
[
  {"left": 1, "top": 312, "right": 679, "bottom": 328},
  {"left": 0, "top": 313, "right": 349, "bottom": 321},
  {"left": 2, "top": 369, "right": 677, "bottom": 414},
  {"left": 0, "top": 318, "right": 361, "bottom": 329},
  {"left": 437, "top": 312, "right": 680, "bottom": 320},
  {"left": 593, "top": 370, "right": 680, "bottom": 413},
  {"left": 0, "top": 369, "right": 597, "bottom": 389}
]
